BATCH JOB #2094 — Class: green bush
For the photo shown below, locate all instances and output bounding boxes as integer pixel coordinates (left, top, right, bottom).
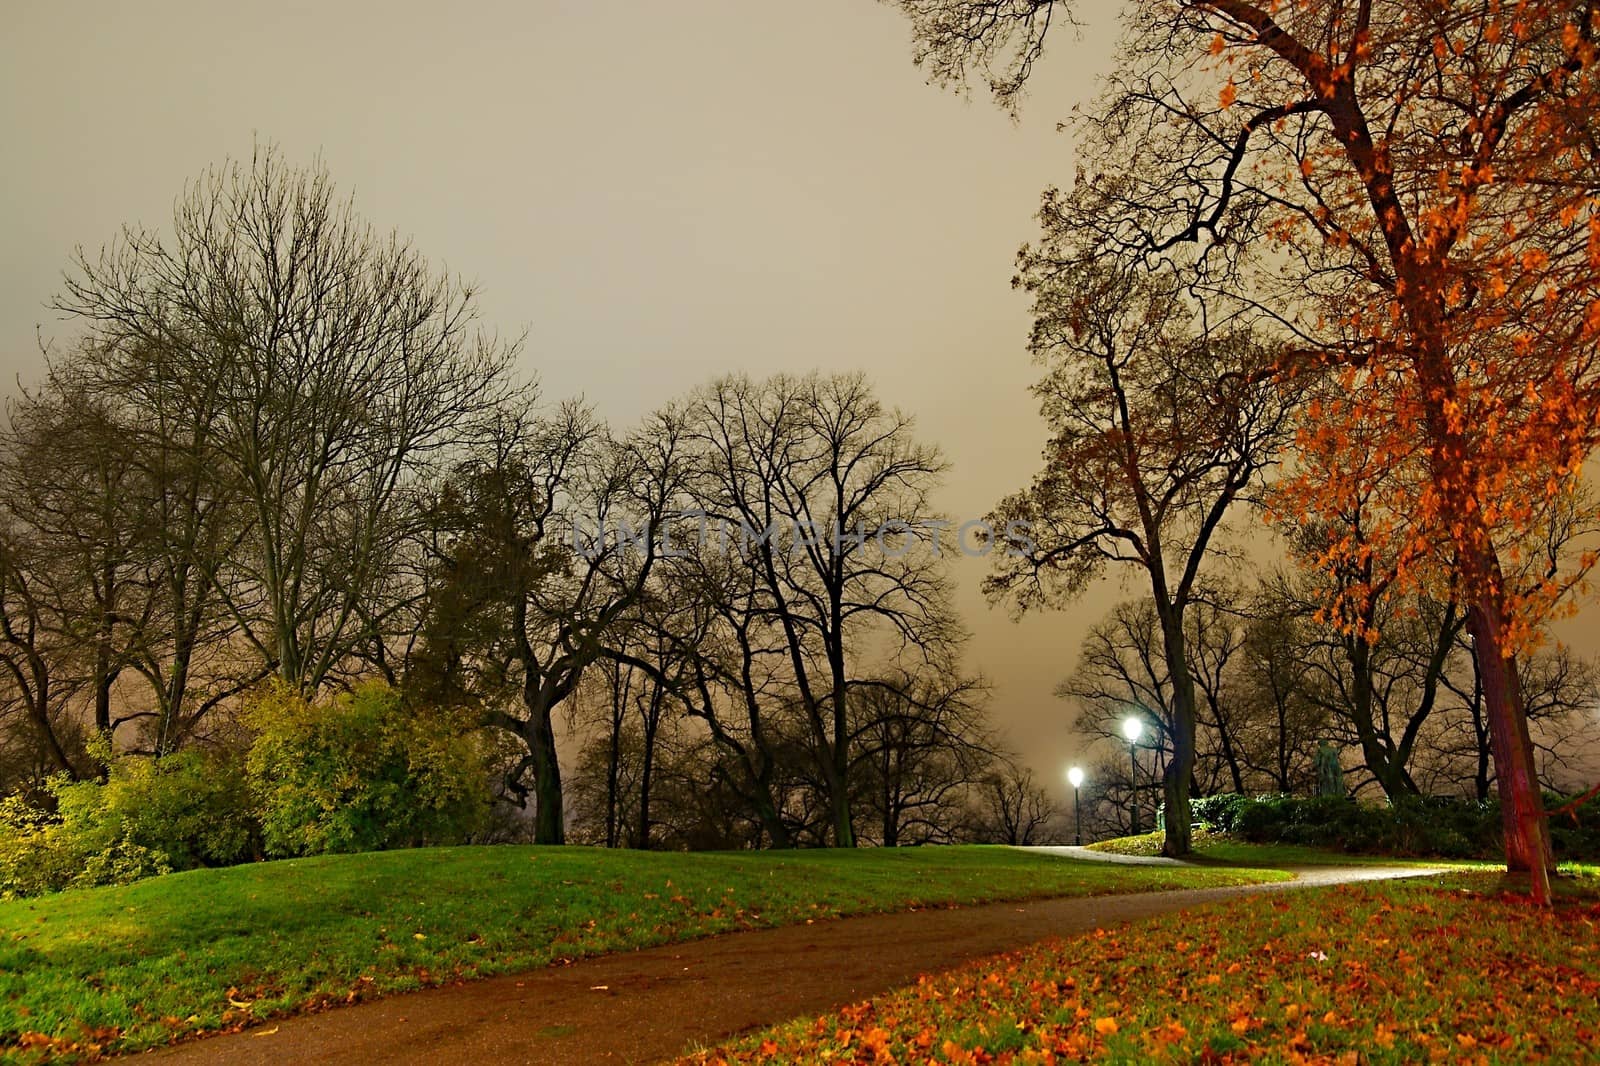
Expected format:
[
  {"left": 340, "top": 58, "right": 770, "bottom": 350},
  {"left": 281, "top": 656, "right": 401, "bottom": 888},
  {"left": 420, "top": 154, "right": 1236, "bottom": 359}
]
[
  {"left": 0, "top": 747, "right": 251, "bottom": 899},
  {"left": 0, "top": 791, "right": 75, "bottom": 898},
  {"left": 1222, "top": 793, "right": 1497, "bottom": 859},
  {"left": 1547, "top": 791, "right": 1600, "bottom": 861},
  {"left": 1189, "top": 793, "right": 1253, "bottom": 832},
  {"left": 54, "top": 745, "right": 256, "bottom": 869},
  {"left": 1, "top": 684, "right": 492, "bottom": 898},
  {"left": 246, "top": 682, "right": 490, "bottom": 857},
  {"left": 1159, "top": 789, "right": 1600, "bottom": 863}
]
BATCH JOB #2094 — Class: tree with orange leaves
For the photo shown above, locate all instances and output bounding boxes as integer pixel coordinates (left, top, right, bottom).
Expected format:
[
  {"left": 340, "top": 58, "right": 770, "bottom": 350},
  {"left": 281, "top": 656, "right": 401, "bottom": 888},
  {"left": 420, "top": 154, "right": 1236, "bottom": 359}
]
[{"left": 889, "top": 0, "right": 1600, "bottom": 902}]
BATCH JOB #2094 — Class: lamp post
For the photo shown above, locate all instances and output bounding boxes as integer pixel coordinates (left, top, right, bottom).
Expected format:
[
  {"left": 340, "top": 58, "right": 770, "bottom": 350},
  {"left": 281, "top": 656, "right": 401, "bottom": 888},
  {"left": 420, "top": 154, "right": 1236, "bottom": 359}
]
[
  {"left": 1067, "top": 766, "right": 1084, "bottom": 845},
  {"left": 1121, "top": 716, "right": 1144, "bottom": 835}
]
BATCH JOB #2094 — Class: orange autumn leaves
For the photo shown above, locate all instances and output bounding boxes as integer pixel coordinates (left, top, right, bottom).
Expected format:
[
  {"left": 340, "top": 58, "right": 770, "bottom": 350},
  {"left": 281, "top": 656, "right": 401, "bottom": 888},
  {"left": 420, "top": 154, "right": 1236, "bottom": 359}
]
[
  {"left": 1188, "top": 3, "right": 1600, "bottom": 654},
  {"left": 1077, "top": 3, "right": 1600, "bottom": 661},
  {"left": 687, "top": 878, "right": 1600, "bottom": 1065},
  {"left": 1271, "top": 190, "right": 1600, "bottom": 652}
]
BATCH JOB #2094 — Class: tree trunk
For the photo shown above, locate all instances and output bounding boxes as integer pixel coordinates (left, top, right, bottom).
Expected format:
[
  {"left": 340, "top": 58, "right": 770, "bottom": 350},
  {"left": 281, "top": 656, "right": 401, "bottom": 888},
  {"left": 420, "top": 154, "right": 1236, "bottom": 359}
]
[
  {"left": 828, "top": 673, "right": 856, "bottom": 848},
  {"left": 828, "top": 764, "right": 856, "bottom": 847},
  {"left": 27, "top": 676, "right": 76, "bottom": 777},
  {"left": 1469, "top": 656, "right": 1492, "bottom": 802},
  {"left": 1159, "top": 609, "right": 1197, "bottom": 857},
  {"left": 815, "top": 571, "right": 858, "bottom": 850},
  {"left": 1466, "top": 598, "right": 1551, "bottom": 901},
  {"left": 1276, "top": 703, "right": 1290, "bottom": 792},
  {"left": 604, "top": 714, "right": 621, "bottom": 849},
  {"left": 523, "top": 687, "right": 564, "bottom": 845},
  {"left": 1215, "top": 720, "right": 1246, "bottom": 794},
  {"left": 880, "top": 747, "right": 899, "bottom": 847},
  {"left": 635, "top": 754, "right": 653, "bottom": 850},
  {"left": 1340, "top": 638, "right": 1419, "bottom": 801},
  {"left": 700, "top": 698, "right": 793, "bottom": 849},
  {"left": 750, "top": 784, "right": 793, "bottom": 849},
  {"left": 635, "top": 686, "right": 662, "bottom": 850},
  {"left": 92, "top": 560, "right": 118, "bottom": 738}
]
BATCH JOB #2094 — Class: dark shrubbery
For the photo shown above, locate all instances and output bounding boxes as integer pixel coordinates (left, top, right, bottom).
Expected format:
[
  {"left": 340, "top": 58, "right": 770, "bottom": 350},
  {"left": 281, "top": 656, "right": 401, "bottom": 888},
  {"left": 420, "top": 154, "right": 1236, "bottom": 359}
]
[
  {"left": 1187, "top": 791, "right": 1600, "bottom": 862},
  {"left": 1548, "top": 791, "right": 1600, "bottom": 861},
  {"left": 1229, "top": 793, "right": 1491, "bottom": 857},
  {"left": 1188, "top": 792, "right": 1253, "bottom": 833}
]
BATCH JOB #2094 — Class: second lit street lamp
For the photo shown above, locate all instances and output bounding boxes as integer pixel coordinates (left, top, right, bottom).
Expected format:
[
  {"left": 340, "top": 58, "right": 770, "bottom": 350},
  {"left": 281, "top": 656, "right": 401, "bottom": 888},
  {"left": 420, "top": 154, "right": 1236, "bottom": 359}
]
[
  {"left": 1121, "top": 716, "right": 1144, "bottom": 835},
  {"left": 1067, "top": 766, "right": 1084, "bottom": 845}
]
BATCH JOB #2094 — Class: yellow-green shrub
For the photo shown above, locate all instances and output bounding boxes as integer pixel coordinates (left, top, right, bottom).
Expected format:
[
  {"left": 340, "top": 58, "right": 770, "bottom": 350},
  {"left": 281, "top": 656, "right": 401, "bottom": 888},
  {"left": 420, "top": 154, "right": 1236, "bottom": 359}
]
[
  {"left": 245, "top": 682, "right": 490, "bottom": 857},
  {"left": 0, "top": 745, "right": 250, "bottom": 898}
]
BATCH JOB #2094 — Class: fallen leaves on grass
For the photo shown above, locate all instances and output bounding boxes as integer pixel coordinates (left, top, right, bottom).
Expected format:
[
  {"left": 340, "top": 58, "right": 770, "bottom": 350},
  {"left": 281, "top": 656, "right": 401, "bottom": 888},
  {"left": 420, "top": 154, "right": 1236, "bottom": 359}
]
[
  {"left": 685, "top": 877, "right": 1600, "bottom": 1064},
  {"left": 11, "top": 1027, "right": 121, "bottom": 1061},
  {"left": 0, "top": 847, "right": 1281, "bottom": 1061}
]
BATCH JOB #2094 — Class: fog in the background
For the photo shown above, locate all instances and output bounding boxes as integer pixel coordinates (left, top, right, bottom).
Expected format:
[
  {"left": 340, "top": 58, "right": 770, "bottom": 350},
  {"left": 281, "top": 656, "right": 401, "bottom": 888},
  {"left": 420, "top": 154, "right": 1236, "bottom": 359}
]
[{"left": 5, "top": 1, "right": 1594, "bottom": 798}]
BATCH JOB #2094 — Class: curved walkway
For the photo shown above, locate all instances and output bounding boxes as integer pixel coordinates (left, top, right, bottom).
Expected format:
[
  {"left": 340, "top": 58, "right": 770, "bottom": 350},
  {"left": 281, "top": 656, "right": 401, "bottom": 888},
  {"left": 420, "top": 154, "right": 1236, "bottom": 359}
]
[
  {"left": 138, "top": 861, "right": 1444, "bottom": 1065},
  {"left": 1018, "top": 844, "right": 1191, "bottom": 866}
]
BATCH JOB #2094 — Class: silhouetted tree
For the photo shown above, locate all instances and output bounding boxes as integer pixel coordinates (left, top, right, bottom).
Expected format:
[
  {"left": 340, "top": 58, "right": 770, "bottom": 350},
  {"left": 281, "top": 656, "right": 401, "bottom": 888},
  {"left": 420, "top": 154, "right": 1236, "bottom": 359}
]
[
  {"left": 987, "top": 262, "right": 1292, "bottom": 855},
  {"left": 58, "top": 146, "right": 516, "bottom": 695}
]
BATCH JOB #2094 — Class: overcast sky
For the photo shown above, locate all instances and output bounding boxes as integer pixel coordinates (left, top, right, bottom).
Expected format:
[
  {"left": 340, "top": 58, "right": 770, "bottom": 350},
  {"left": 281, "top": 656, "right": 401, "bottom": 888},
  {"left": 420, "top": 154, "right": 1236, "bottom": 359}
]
[{"left": 6, "top": 1, "right": 1591, "bottom": 797}]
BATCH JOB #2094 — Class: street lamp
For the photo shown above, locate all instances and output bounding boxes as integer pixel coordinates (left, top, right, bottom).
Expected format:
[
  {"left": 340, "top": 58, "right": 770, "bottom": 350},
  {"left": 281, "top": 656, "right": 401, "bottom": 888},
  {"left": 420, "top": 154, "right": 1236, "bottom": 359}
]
[
  {"left": 1121, "top": 716, "right": 1144, "bottom": 835},
  {"left": 1067, "top": 766, "right": 1084, "bottom": 845}
]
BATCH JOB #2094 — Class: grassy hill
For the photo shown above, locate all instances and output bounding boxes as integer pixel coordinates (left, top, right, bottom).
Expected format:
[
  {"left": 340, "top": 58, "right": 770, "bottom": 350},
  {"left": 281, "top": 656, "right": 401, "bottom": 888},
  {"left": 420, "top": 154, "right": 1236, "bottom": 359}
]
[{"left": 0, "top": 844, "right": 1283, "bottom": 1062}]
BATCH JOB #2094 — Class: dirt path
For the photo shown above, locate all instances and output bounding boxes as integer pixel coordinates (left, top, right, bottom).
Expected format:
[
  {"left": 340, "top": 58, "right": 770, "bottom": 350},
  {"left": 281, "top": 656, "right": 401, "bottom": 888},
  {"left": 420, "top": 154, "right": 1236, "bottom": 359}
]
[{"left": 136, "top": 865, "right": 1440, "bottom": 1066}]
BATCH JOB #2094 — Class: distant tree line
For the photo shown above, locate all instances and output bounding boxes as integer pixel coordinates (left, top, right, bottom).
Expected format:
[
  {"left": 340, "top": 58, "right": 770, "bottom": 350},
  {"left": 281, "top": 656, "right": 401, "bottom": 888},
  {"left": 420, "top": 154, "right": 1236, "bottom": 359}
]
[
  {"left": 0, "top": 149, "right": 1058, "bottom": 876},
  {"left": 1062, "top": 575, "right": 1599, "bottom": 842},
  {"left": 5, "top": 109, "right": 1597, "bottom": 890}
]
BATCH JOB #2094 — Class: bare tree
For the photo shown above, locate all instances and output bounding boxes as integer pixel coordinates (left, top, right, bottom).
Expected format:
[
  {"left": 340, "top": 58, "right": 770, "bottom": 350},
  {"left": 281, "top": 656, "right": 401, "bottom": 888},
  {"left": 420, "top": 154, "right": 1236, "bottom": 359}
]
[
  {"left": 568, "top": 652, "right": 640, "bottom": 849},
  {"left": 1065, "top": 593, "right": 1269, "bottom": 806},
  {"left": 1228, "top": 582, "right": 1326, "bottom": 794},
  {"left": 966, "top": 760, "right": 1060, "bottom": 845},
  {"left": 853, "top": 669, "right": 993, "bottom": 847},
  {"left": 0, "top": 529, "right": 87, "bottom": 779},
  {"left": 1434, "top": 637, "right": 1600, "bottom": 802},
  {"left": 57, "top": 146, "right": 516, "bottom": 694},
  {"left": 1185, "top": 591, "right": 1251, "bottom": 795},
  {"left": 0, "top": 367, "right": 146, "bottom": 746},
  {"left": 615, "top": 544, "right": 803, "bottom": 849},
  {"left": 988, "top": 261, "right": 1293, "bottom": 855},
  {"left": 1283, "top": 480, "right": 1598, "bottom": 801},
  {"left": 684, "top": 372, "right": 959, "bottom": 847}
]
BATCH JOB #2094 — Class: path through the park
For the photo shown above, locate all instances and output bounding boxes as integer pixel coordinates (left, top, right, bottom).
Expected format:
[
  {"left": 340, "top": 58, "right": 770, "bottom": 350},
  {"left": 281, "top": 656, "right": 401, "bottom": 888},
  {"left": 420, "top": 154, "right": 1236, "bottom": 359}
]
[{"left": 139, "top": 858, "right": 1443, "bottom": 1065}]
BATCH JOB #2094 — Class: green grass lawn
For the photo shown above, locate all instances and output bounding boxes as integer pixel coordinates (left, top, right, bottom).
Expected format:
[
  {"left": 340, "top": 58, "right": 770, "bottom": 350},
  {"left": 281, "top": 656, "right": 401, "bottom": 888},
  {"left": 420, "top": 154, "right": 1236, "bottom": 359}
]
[
  {"left": 1086, "top": 829, "right": 1489, "bottom": 868},
  {"left": 0, "top": 844, "right": 1282, "bottom": 1062},
  {"left": 693, "top": 868, "right": 1600, "bottom": 1064},
  {"left": 1087, "top": 831, "right": 1600, "bottom": 880}
]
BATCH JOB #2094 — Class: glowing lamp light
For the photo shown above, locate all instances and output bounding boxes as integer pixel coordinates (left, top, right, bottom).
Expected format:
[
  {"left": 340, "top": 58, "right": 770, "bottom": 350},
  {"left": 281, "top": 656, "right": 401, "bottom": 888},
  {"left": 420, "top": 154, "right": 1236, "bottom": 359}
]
[
  {"left": 1121, "top": 716, "right": 1144, "bottom": 744},
  {"left": 1067, "top": 765, "right": 1086, "bottom": 845}
]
